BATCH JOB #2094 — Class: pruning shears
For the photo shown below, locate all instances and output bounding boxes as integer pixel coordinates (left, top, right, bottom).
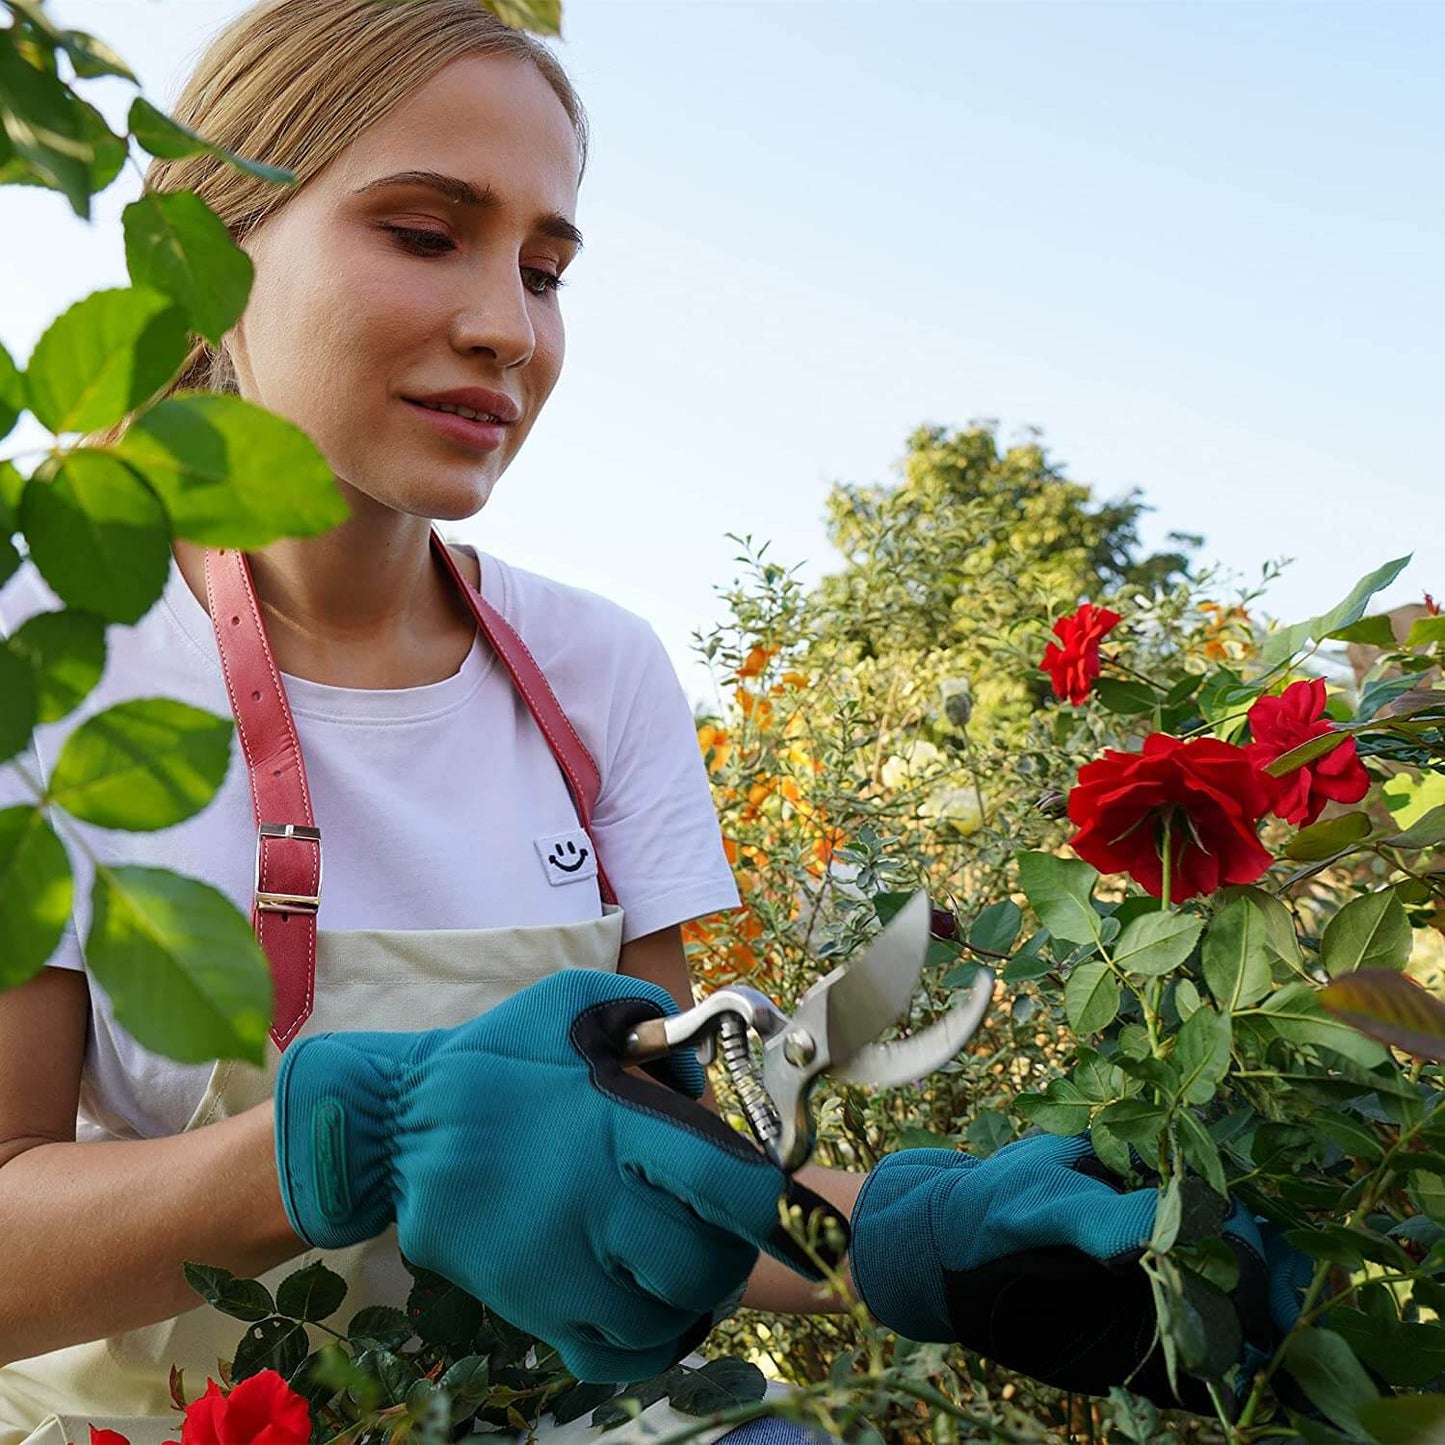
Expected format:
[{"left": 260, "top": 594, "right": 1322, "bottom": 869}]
[{"left": 622, "top": 892, "right": 994, "bottom": 1172}]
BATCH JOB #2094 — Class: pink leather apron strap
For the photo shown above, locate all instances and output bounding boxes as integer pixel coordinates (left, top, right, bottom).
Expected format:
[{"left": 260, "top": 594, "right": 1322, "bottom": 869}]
[{"left": 202, "top": 531, "right": 616, "bottom": 1050}]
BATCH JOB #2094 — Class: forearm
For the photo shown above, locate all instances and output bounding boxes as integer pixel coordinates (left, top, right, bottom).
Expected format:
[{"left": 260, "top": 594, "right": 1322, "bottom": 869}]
[
  {"left": 0, "top": 1102, "right": 306, "bottom": 1365},
  {"left": 741, "top": 1163, "right": 865, "bottom": 1315}
]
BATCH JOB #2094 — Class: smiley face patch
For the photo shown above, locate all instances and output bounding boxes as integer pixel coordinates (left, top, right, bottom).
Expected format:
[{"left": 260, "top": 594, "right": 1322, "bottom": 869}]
[{"left": 534, "top": 828, "right": 599, "bottom": 886}]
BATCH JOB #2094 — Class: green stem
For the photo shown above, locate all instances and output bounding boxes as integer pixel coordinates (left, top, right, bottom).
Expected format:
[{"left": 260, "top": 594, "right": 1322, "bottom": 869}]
[{"left": 1159, "top": 812, "right": 1174, "bottom": 912}]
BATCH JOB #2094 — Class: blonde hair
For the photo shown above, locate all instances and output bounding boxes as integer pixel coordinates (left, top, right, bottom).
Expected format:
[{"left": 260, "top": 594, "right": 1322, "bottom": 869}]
[{"left": 133, "top": 0, "right": 587, "bottom": 410}]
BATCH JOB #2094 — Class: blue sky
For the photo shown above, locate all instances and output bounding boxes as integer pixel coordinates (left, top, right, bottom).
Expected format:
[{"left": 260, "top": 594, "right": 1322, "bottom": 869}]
[{"left": 2, "top": 1, "right": 1440, "bottom": 702}]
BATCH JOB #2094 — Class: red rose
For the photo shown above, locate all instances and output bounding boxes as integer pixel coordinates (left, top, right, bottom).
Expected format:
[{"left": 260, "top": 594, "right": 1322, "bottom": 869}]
[
  {"left": 88, "top": 1431, "right": 133, "bottom": 1445},
  {"left": 1039, "top": 604, "right": 1123, "bottom": 705},
  {"left": 1245, "top": 678, "right": 1370, "bottom": 827},
  {"left": 180, "top": 1371, "right": 310, "bottom": 1445},
  {"left": 1068, "top": 733, "right": 1276, "bottom": 902}
]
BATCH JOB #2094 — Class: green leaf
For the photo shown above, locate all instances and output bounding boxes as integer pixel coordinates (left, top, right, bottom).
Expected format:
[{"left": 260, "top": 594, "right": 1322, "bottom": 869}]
[
  {"left": 894, "top": 1125, "right": 956, "bottom": 1150},
  {"left": 20, "top": 452, "right": 170, "bottom": 624},
  {"left": 86, "top": 866, "right": 272, "bottom": 1065},
  {"left": 1017, "top": 1077, "right": 1091, "bottom": 1135},
  {"left": 437, "top": 1353, "right": 491, "bottom": 1406},
  {"left": 1326, "top": 613, "right": 1401, "bottom": 648},
  {"left": 0, "top": 36, "right": 96, "bottom": 218},
  {"left": 964, "top": 1109, "right": 1013, "bottom": 1158},
  {"left": 1285, "top": 810, "right": 1373, "bottom": 862},
  {"left": 1002, "top": 951, "right": 1052, "bottom": 983},
  {"left": 1280, "top": 1328, "right": 1380, "bottom": 1435},
  {"left": 405, "top": 1267, "right": 488, "bottom": 1353},
  {"left": 1173, "top": 1006, "right": 1233, "bottom": 1106},
  {"left": 1286, "top": 1223, "right": 1414, "bottom": 1272},
  {"left": 123, "top": 191, "right": 254, "bottom": 347},
  {"left": 48, "top": 697, "right": 232, "bottom": 831},
  {"left": 1065, "top": 959, "right": 1120, "bottom": 1035},
  {"left": 1219, "top": 885, "right": 1303, "bottom": 972},
  {"left": 1018, "top": 851, "right": 1100, "bottom": 948},
  {"left": 1321, "top": 890, "right": 1413, "bottom": 976},
  {"left": 275, "top": 1260, "right": 347, "bottom": 1322},
  {"left": 346, "top": 1305, "right": 415, "bottom": 1350},
  {"left": 24, "top": 287, "right": 189, "bottom": 435},
  {"left": 1382, "top": 804, "right": 1445, "bottom": 850},
  {"left": 182, "top": 1262, "right": 274, "bottom": 1322},
  {"left": 127, "top": 97, "right": 296, "bottom": 184},
  {"left": 1259, "top": 556, "right": 1412, "bottom": 670},
  {"left": 1259, "top": 981, "right": 1390, "bottom": 1067},
  {"left": 231, "top": 1315, "right": 308, "bottom": 1383},
  {"left": 58, "top": 27, "right": 137, "bottom": 81},
  {"left": 1093, "top": 677, "right": 1157, "bottom": 716},
  {"left": 1382, "top": 769, "right": 1445, "bottom": 830},
  {"left": 1113, "top": 910, "right": 1203, "bottom": 979},
  {"left": 1356, "top": 1395, "right": 1445, "bottom": 1444},
  {"left": 1404, "top": 615, "right": 1445, "bottom": 649},
  {"left": 668, "top": 1358, "right": 767, "bottom": 1416},
  {"left": 1201, "top": 894, "right": 1274, "bottom": 1011},
  {"left": 550, "top": 1379, "right": 617, "bottom": 1426},
  {"left": 4, "top": 609, "right": 107, "bottom": 724},
  {"left": 1262, "top": 730, "right": 1347, "bottom": 778},
  {"left": 114, "top": 393, "right": 347, "bottom": 547},
  {"left": 1096, "top": 1098, "right": 1165, "bottom": 1146},
  {"left": 1177, "top": 1110, "right": 1227, "bottom": 1195},
  {"left": 0, "top": 643, "right": 37, "bottom": 764},
  {"left": 0, "top": 805, "right": 72, "bottom": 987},
  {"left": 0, "top": 339, "right": 23, "bottom": 441},
  {"left": 483, "top": 0, "right": 563, "bottom": 35},
  {"left": 1319, "top": 969, "right": 1445, "bottom": 1063},
  {"left": 1089, "top": 1117, "right": 1132, "bottom": 1177},
  {"left": 968, "top": 898, "right": 1022, "bottom": 956}
]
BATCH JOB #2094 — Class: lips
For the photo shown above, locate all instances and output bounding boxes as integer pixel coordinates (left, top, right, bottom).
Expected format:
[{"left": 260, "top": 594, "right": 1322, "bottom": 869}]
[{"left": 405, "top": 386, "right": 520, "bottom": 424}]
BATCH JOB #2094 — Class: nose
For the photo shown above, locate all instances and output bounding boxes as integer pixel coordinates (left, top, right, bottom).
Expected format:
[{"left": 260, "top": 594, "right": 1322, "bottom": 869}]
[{"left": 448, "top": 262, "right": 536, "bottom": 369}]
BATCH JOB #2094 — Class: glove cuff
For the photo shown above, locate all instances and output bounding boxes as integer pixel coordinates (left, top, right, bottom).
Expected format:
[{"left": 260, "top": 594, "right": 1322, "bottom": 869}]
[
  {"left": 850, "top": 1148, "right": 978, "bottom": 1342},
  {"left": 273, "top": 1030, "right": 423, "bottom": 1248}
]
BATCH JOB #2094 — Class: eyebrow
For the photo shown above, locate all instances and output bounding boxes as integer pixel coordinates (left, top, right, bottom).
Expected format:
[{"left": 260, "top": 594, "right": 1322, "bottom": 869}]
[{"left": 351, "top": 169, "right": 583, "bottom": 248}]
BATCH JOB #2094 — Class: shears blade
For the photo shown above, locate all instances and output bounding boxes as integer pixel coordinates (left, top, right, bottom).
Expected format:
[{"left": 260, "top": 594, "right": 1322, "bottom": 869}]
[{"left": 817, "top": 889, "right": 934, "bottom": 1065}]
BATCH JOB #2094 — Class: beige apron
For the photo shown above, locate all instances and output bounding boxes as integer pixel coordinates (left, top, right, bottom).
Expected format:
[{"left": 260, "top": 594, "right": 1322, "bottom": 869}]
[
  {"left": 0, "top": 913, "right": 764, "bottom": 1445},
  {"left": 0, "top": 537, "right": 761, "bottom": 1444}
]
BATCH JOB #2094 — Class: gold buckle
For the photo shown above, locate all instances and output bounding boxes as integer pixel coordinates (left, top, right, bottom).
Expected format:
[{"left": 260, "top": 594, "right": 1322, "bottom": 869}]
[{"left": 254, "top": 822, "right": 323, "bottom": 914}]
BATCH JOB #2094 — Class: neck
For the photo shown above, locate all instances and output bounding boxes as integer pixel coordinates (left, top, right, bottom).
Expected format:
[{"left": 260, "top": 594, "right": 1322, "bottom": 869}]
[{"left": 173, "top": 492, "right": 481, "bottom": 687}]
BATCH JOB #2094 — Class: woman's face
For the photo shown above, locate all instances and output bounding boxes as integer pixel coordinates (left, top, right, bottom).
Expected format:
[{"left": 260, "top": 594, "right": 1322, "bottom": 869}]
[{"left": 227, "top": 53, "right": 581, "bottom": 522}]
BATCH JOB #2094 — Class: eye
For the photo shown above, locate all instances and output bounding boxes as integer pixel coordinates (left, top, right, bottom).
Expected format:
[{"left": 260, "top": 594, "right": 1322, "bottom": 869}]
[
  {"left": 523, "top": 268, "right": 567, "bottom": 297},
  {"left": 379, "top": 224, "right": 455, "bottom": 255}
]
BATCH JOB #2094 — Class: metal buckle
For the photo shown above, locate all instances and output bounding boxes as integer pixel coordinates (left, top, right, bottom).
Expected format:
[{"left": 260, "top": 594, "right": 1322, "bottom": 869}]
[{"left": 254, "top": 822, "right": 323, "bottom": 914}]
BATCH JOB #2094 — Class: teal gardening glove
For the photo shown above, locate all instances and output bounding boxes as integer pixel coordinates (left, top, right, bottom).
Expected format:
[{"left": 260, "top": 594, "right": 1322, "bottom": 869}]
[
  {"left": 273, "top": 969, "right": 834, "bottom": 1383},
  {"left": 850, "top": 1133, "right": 1309, "bottom": 1413}
]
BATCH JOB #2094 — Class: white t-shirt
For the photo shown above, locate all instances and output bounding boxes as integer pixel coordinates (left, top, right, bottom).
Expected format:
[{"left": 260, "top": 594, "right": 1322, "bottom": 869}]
[{"left": 0, "top": 546, "right": 739, "bottom": 1142}]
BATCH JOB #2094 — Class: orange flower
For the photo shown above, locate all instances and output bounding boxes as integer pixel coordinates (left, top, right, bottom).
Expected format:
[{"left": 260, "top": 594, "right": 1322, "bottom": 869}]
[{"left": 736, "top": 644, "right": 776, "bottom": 679}]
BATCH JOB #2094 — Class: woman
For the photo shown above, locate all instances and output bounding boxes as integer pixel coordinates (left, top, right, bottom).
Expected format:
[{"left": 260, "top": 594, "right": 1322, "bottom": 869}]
[
  {"left": 0, "top": 1, "right": 859, "bottom": 1439},
  {"left": 0, "top": 2, "right": 1287, "bottom": 1439}
]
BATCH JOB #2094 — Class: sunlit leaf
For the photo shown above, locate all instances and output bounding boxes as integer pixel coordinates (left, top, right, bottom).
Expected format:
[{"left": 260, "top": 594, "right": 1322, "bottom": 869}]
[
  {"left": 0, "top": 644, "right": 36, "bottom": 764},
  {"left": 1258, "top": 556, "right": 1412, "bottom": 670},
  {"left": 113, "top": 392, "right": 347, "bottom": 547},
  {"left": 48, "top": 697, "right": 233, "bottom": 831},
  {"left": 58, "top": 28, "right": 137, "bottom": 82},
  {"left": 19, "top": 451, "right": 170, "bottom": 624},
  {"left": 86, "top": 865, "right": 271, "bottom": 1064},
  {"left": 0, "top": 339, "right": 23, "bottom": 441},
  {"left": 0, "top": 805, "right": 72, "bottom": 986},
  {"left": 0, "top": 34, "right": 95, "bottom": 217},
  {"left": 127, "top": 97, "right": 295, "bottom": 185},
  {"left": 482, "top": 0, "right": 563, "bottom": 36},
  {"left": 123, "top": 191, "right": 254, "bottom": 346},
  {"left": 1319, "top": 969, "right": 1445, "bottom": 1063},
  {"left": 1403, "top": 615, "right": 1445, "bottom": 649},
  {"left": 24, "top": 287, "right": 188, "bottom": 435},
  {"left": 1382, "top": 805, "right": 1445, "bottom": 851},
  {"left": 1173, "top": 1006, "right": 1232, "bottom": 1106},
  {"left": 3, "top": 609, "right": 106, "bottom": 724}
]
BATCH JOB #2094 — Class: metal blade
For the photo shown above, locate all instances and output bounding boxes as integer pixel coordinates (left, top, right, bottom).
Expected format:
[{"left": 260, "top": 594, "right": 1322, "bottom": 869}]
[
  {"left": 819, "top": 889, "right": 933, "bottom": 1067},
  {"left": 830, "top": 966, "right": 994, "bottom": 1087}
]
